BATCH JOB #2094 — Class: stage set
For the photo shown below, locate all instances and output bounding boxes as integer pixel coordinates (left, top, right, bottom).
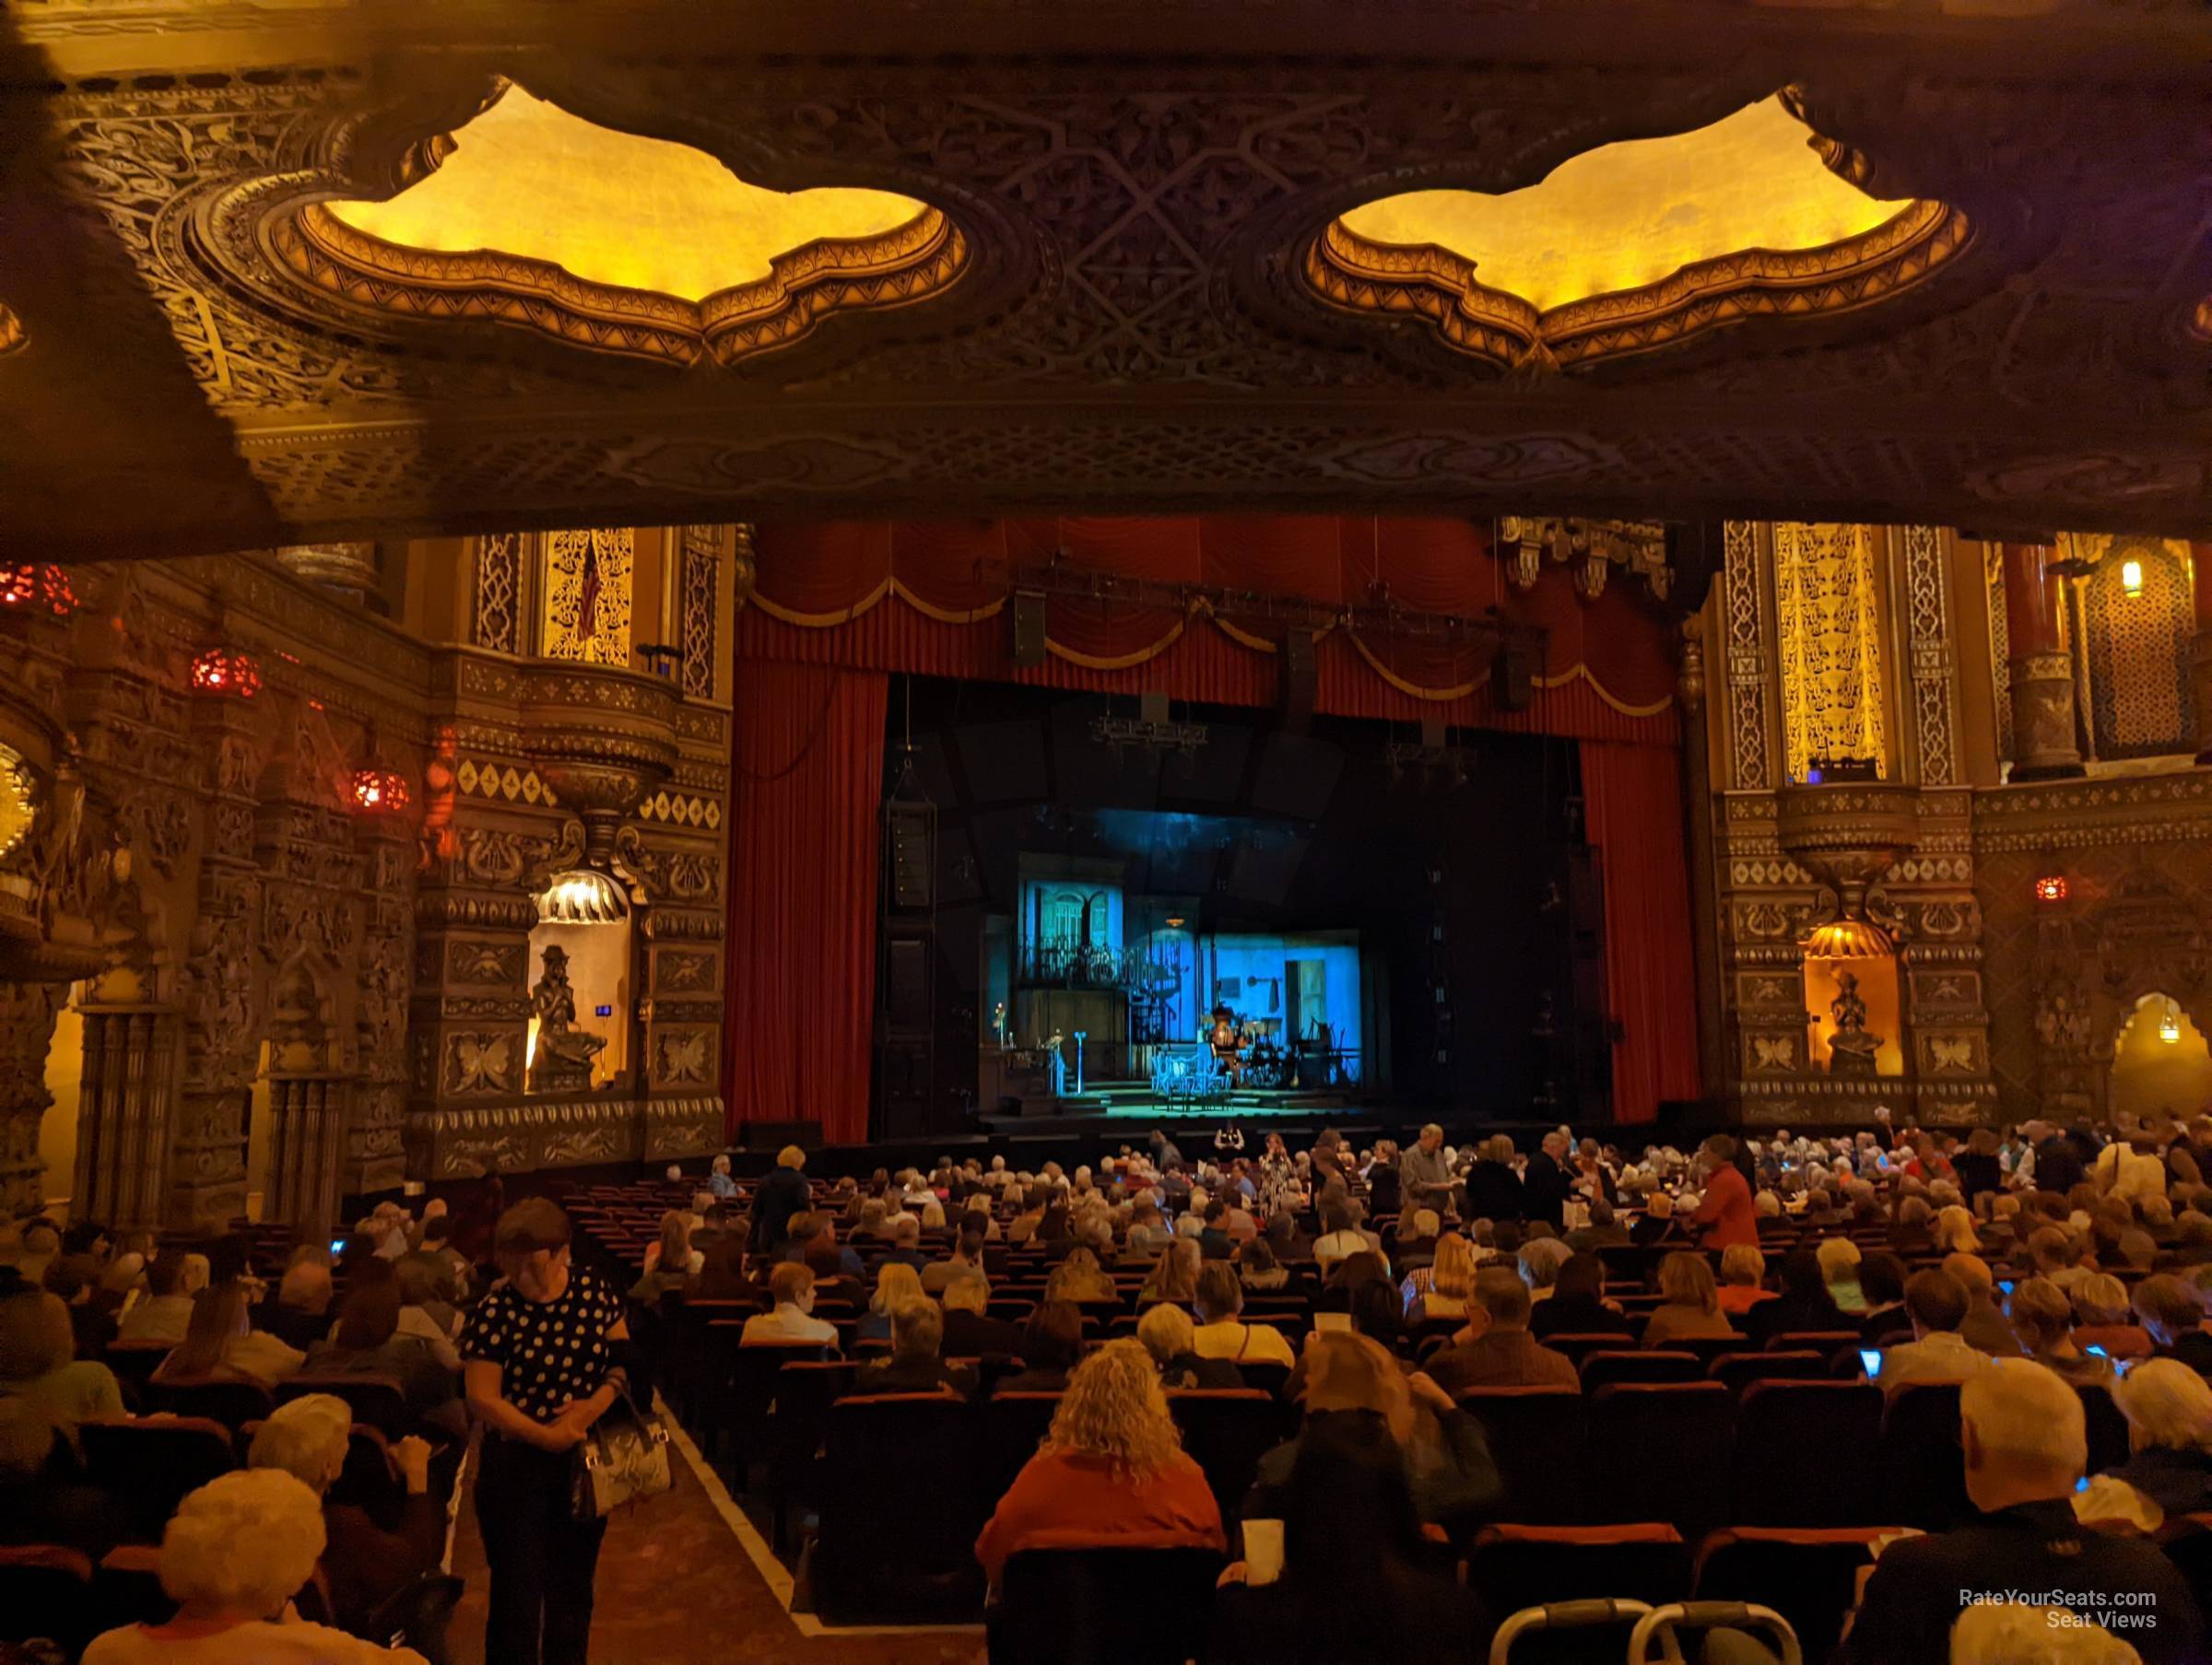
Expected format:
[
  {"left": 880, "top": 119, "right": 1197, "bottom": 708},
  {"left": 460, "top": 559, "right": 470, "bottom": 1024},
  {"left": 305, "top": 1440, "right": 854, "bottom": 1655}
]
[{"left": 869, "top": 674, "right": 1636, "bottom": 1141}]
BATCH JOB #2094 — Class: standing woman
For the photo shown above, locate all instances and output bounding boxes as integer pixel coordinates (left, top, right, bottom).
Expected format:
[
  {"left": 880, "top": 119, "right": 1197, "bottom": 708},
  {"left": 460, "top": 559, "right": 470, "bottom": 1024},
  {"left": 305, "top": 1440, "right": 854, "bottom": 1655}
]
[{"left": 464, "top": 1198, "right": 633, "bottom": 1665}]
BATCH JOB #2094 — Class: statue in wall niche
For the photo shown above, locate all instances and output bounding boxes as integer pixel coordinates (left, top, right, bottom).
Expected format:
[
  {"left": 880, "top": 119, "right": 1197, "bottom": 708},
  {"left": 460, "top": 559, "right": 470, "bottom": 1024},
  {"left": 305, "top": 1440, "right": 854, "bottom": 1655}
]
[
  {"left": 1827, "top": 970, "right": 1882, "bottom": 1077},
  {"left": 530, "top": 944, "right": 606, "bottom": 1092}
]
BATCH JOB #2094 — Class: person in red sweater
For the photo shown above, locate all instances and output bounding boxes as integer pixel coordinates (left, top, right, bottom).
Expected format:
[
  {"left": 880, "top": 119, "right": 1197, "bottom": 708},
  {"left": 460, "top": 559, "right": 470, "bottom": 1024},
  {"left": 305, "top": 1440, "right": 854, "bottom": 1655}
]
[
  {"left": 1690, "top": 1134, "right": 1759, "bottom": 1250},
  {"left": 974, "top": 1339, "right": 1225, "bottom": 1591}
]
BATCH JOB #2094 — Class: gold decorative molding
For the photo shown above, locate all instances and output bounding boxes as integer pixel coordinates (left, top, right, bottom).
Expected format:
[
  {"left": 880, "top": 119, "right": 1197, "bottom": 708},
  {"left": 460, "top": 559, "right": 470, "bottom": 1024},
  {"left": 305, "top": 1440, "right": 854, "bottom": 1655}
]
[
  {"left": 1306, "top": 196, "right": 1971, "bottom": 374},
  {"left": 274, "top": 198, "right": 968, "bottom": 369},
  {"left": 0, "top": 304, "right": 23, "bottom": 358}
]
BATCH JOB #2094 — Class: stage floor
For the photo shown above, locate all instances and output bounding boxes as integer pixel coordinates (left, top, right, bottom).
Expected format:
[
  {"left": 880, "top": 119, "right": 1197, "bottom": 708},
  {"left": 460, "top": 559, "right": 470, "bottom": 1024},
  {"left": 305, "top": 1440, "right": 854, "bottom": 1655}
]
[{"left": 982, "top": 1079, "right": 1369, "bottom": 1129}]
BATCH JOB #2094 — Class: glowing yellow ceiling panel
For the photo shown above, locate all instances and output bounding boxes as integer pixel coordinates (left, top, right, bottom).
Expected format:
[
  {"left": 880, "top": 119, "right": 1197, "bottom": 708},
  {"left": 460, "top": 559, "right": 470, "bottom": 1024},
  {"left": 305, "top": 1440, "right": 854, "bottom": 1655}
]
[
  {"left": 1337, "top": 97, "right": 1912, "bottom": 314},
  {"left": 328, "top": 87, "right": 927, "bottom": 302}
]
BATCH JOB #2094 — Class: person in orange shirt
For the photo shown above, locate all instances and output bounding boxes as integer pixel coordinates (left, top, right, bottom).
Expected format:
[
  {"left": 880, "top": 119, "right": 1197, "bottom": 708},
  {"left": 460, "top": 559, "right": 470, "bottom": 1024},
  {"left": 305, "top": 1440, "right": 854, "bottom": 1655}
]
[
  {"left": 974, "top": 1339, "right": 1225, "bottom": 1591},
  {"left": 1690, "top": 1134, "right": 1759, "bottom": 1249}
]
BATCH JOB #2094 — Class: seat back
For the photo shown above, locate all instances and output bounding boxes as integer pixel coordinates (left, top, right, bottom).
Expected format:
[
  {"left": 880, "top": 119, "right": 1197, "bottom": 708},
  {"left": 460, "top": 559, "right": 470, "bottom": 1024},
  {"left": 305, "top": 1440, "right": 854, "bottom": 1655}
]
[
  {"left": 1690, "top": 1527, "right": 1890, "bottom": 1660},
  {"left": 1579, "top": 1350, "right": 1703, "bottom": 1394},
  {"left": 1878, "top": 1382, "right": 1970, "bottom": 1530},
  {"left": 816, "top": 1393, "right": 982, "bottom": 1622},
  {"left": 1585, "top": 1385, "right": 1732, "bottom": 1536},
  {"left": 716, "top": 1336, "right": 830, "bottom": 1460},
  {"left": 2156, "top": 1512, "right": 2212, "bottom": 1616},
  {"left": 994, "top": 1542, "right": 1224, "bottom": 1665},
  {"left": 1165, "top": 1389, "right": 1283, "bottom": 1521},
  {"left": 1467, "top": 1524, "right": 1690, "bottom": 1630},
  {"left": 2077, "top": 1383, "right": 2131, "bottom": 1475},
  {"left": 1708, "top": 1351, "right": 1828, "bottom": 1397},
  {"left": 100, "top": 1341, "right": 175, "bottom": 1401},
  {"left": 78, "top": 1416, "right": 237, "bottom": 1542},
  {"left": 275, "top": 1374, "right": 409, "bottom": 1439},
  {"left": 981, "top": 1391, "right": 1065, "bottom": 1508},
  {"left": 1454, "top": 1389, "right": 1585, "bottom": 1524},
  {"left": 1769, "top": 1331, "right": 1864, "bottom": 1355},
  {"left": 1542, "top": 1333, "right": 1641, "bottom": 1373},
  {"left": 1731, "top": 1380, "right": 1884, "bottom": 1526},
  {"left": 146, "top": 1374, "right": 276, "bottom": 1428},
  {"left": 0, "top": 1544, "right": 95, "bottom": 1653}
]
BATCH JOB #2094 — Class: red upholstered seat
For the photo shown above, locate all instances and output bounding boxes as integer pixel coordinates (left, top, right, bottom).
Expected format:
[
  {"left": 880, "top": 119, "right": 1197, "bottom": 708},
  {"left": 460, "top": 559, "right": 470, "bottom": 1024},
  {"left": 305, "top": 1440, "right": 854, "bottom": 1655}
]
[
  {"left": 1579, "top": 1350, "right": 1703, "bottom": 1393},
  {"left": 1878, "top": 1381, "right": 1971, "bottom": 1530},
  {"left": 994, "top": 1540, "right": 1224, "bottom": 1665},
  {"left": 1706, "top": 1350, "right": 1828, "bottom": 1397},
  {"left": 78, "top": 1416, "right": 237, "bottom": 1543},
  {"left": 1731, "top": 1380, "right": 1883, "bottom": 1526},
  {"left": 1585, "top": 1385, "right": 1733, "bottom": 1537},
  {"left": 816, "top": 1392, "right": 984, "bottom": 1623},
  {"left": 1467, "top": 1521, "right": 1691, "bottom": 1644},
  {"left": 1692, "top": 1526, "right": 1898, "bottom": 1659},
  {"left": 1454, "top": 1388, "right": 1585, "bottom": 1524},
  {"left": 0, "top": 1544, "right": 96, "bottom": 1657}
]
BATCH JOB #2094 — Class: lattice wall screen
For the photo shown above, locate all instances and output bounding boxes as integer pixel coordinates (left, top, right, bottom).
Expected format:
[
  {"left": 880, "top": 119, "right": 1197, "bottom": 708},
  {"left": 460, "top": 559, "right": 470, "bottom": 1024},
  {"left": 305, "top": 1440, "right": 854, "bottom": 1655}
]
[{"left": 1772, "top": 521, "right": 1889, "bottom": 781}]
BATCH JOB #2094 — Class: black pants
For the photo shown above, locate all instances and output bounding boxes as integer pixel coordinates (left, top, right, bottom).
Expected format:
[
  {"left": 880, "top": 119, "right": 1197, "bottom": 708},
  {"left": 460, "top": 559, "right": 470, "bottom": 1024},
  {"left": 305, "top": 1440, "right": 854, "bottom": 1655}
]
[{"left": 477, "top": 1435, "right": 607, "bottom": 1665}]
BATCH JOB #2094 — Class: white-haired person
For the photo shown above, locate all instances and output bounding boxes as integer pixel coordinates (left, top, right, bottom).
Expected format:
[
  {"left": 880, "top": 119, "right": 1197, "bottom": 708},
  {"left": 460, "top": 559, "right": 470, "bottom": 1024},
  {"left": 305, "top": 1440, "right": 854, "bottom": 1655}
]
[
  {"left": 1947, "top": 1601, "right": 2147, "bottom": 1664},
  {"left": 247, "top": 1394, "right": 441, "bottom": 1635},
  {"left": 462, "top": 1198, "right": 634, "bottom": 1665},
  {"left": 973, "top": 1339, "right": 1224, "bottom": 1594},
  {"left": 2080, "top": 1358, "right": 2212, "bottom": 1528},
  {"left": 705, "top": 1152, "right": 738, "bottom": 1199},
  {"left": 1843, "top": 1359, "right": 2201, "bottom": 1664},
  {"left": 81, "top": 1469, "right": 429, "bottom": 1663},
  {"left": 752, "top": 1143, "right": 812, "bottom": 1253}
]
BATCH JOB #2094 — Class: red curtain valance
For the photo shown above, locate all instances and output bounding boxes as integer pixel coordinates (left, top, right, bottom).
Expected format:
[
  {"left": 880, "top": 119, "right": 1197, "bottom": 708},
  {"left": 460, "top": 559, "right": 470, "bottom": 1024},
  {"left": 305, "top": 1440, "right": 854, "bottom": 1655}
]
[{"left": 744, "top": 516, "right": 1681, "bottom": 744}]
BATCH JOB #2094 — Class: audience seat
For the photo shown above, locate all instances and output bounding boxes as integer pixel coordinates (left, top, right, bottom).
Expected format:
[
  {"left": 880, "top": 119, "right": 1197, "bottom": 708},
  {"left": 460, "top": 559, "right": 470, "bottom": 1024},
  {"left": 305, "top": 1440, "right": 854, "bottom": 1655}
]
[
  {"left": 2077, "top": 1383, "right": 2132, "bottom": 1475},
  {"left": 78, "top": 1416, "right": 237, "bottom": 1542},
  {"left": 1165, "top": 1389, "right": 1286, "bottom": 1521},
  {"left": 1468, "top": 1524, "right": 1690, "bottom": 1652},
  {"left": 1585, "top": 1385, "right": 1732, "bottom": 1536},
  {"left": 147, "top": 1375, "right": 276, "bottom": 1427},
  {"left": 764, "top": 1359, "right": 863, "bottom": 1553},
  {"left": 2155, "top": 1512, "right": 2212, "bottom": 1614},
  {"left": 992, "top": 1541, "right": 1223, "bottom": 1665},
  {"left": 1543, "top": 1333, "right": 1642, "bottom": 1373},
  {"left": 100, "top": 1341, "right": 174, "bottom": 1402},
  {"left": 1236, "top": 1361, "right": 1291, "bottom": 1400},
  {"left": 1667, "top": 1336, "right": 1755, "bottom": 1370},
  {"left": 1455, "top": 1389, "right": 1584, "bottom": 1525},
  {"left": 713, "top": 1335, "right": 829, "bottom": 1473},
  {"left": 1731, "top": 1380, "right": 1883, "bottom": 1527},
  {"left": 1707, "top": 1351, "right": 1828, "bottom": 1397},
  {"left": 815, "top": 1394, "right": 983, "bottom": 1624},
  {"left": 275, "top": 1374, "right": 408, "bottom": 1440},
  {"left": 92, "top": 1543, "right": 173, "bottom": 1629},
  {"left": 1767, "top": 1330, "right": 1864, "bottom": 1356},
  {"left": 1691, "top": 1525, "right": 1892, "bottom": 1659},
  {"left": 0, "top": 1544, "right": 96, "bottom": 1658},
  {"left": 1878, "top": 1382, "right": 1971, "bottom": 1530},
  {"left": 981, "top": 1390, "right": 1065, "bottom": 1507},
  {"left": 1579, "top": 1351, "right": 1704, "bottom": 1394}
]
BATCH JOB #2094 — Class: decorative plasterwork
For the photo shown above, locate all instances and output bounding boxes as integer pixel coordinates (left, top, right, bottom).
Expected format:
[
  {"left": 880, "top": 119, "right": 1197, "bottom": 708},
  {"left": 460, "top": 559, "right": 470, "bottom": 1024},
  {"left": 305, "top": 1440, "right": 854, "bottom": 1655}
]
[
  {"left": 1309, "top": 193, "right": 1970, "bottom": 374},
  {"left": 0, "top": 304, "right": 23, "bottom": 358},
  {"left": 1901, "top": 525, "right": 1959, "bottom": 788},
  {"left": 1723, "top": 521, "right": 1774, "bottom": 792},
  {"left": 1497, "top": 515, "right": 1670, "bottom": 601},
  {"left": 277, "top": 198, "right": 968, "bottom": 369}
]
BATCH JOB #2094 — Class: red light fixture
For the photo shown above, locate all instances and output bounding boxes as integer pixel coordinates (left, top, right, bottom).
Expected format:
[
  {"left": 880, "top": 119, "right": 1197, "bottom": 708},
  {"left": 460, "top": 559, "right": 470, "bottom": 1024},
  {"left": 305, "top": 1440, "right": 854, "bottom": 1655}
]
[
  {"left": 349, "top": 764, "right": 410, "bottom": 815},
  {"left": 0, "top": 564, "right": 76, "bottom": 616},
  {"left": 190, "top": 644, "right": 262, "bottom": 698},
  {"left": 2034, "top": 874, "right": 2068, "bottom": 904}
]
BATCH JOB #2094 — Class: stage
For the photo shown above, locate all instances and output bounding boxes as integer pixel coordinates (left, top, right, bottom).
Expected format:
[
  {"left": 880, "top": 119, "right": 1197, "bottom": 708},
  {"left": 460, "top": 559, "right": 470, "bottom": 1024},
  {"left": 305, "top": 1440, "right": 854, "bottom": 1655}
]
[{"left": 978, "top": 1077, "right": 1371, "bottom": 1136}]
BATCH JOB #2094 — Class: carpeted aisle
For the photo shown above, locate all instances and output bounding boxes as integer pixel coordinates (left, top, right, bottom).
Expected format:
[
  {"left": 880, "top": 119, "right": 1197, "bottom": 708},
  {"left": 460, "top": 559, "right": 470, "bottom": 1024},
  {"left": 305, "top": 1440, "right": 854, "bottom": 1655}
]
[{"left": 445, "top": 1437, "right": 984, "bottom": 1665}]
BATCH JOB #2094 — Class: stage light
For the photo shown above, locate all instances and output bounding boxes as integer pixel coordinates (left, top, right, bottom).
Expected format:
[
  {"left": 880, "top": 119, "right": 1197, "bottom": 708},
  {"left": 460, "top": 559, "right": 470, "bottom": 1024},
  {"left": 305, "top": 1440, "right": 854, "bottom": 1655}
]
[
  {"left": 2122, "top": 558, "right": 2145, "bottom": 599},
  {"left": 2034, "top": 874, "right": 2068, "bottom": 904}
]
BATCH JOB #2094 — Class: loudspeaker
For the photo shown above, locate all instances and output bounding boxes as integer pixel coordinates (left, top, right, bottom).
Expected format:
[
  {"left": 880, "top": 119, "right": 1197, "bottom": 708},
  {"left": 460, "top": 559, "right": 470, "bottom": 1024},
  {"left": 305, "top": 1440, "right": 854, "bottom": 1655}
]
[
  {"left": 883, "top": 934, "right": 932, "bottom": 1034},
  {"left": 1281, "top": 627, "right": 1316, "bottom": 734},
  {"left": 1011, "top": 590, "right": 1047, "bottom": 666},
  {"left": 1492, "top": 640, "right": 1535, "bottom": 711},
  {"left": 884, "top": 802, "right": 933, "bottom": 910}
]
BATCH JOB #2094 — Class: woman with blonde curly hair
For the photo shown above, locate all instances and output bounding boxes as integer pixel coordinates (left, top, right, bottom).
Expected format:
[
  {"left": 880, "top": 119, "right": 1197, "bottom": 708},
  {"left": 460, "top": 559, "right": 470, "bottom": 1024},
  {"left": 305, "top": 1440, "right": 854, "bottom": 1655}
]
[{"left": 973, "top": 1339, "right": 1224, "bottom": 1589}]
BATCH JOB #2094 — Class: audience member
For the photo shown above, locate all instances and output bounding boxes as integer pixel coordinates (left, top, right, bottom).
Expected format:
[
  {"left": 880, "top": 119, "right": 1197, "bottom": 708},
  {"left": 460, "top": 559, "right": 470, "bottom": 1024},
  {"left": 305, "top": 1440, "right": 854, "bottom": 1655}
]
[
  {"left": 1818, "top": 1236, "right": 1867, "bottom": 1314},
  {"left": 940, "top": 1272, "right": 1022, "bottom": 1356},
  {"left": 0, "top": 1284, "right": 123, "bottom": 1434},
  {"left": 995, "top": 1302, "right": 1085, "bottom": 1393},
  {"left": 1137, "top": 1302, "right": 1241, "bottom": 1389},
  {"left": 2008, "top": 1275, "right": 2112, "bottom": 1388},
  {"left": 1530, "top": 1252, "right": 1634, "bottom": 1340},
  {"left": 860, "top": 1299, "right": 975, "bottom": 1396},
  {"left": 1853, "top": 1251, "right": 1909, "bottom": 1343},
  {"left": 305, "top": 1283, "right": 464, "bottom": 1436},
  {"left": 1641, "top": 1251, "right": 1738, "bottom": 1347},
  {"left": 740, "top": 1264, "right": 837, "bottom": 1347},
  {"left": 1715, "top": 1244, "right": 1776, "bottom": 1317},
  {"left": 2135, "top": 1274, "right": 2212, "bottom": 1374},
  {"left": 116, "top": 1248, "right": 202, "bottom": 1343},
  {"left": 1843, "top": 1359, "right": 2200, "bottom": 1663},
  {"left": 2073, "top": 1272, "right": 2153, "bottom": 1361},
  {"left": 1423, "top": 1268, "right": 1578, "bottom": 1393},
  {"left": 247, "top": 1393, "right": 442, "bottom": 1634},
  {"left": 973, "top": 1341, "right": 1224, "bottom": 1590},
  {"left": 81, "top": 1470, "right": 430, "bottom": 1664},
  {"left": 156, "top": 1283, "right": 305, "bottom": 1388},
  {"left": 1745, "top": 1248, "right": 1847, "bottom": 1347},
  {"left": 1878, "top": 1270, "right": 1990, "bottom": 1396}
]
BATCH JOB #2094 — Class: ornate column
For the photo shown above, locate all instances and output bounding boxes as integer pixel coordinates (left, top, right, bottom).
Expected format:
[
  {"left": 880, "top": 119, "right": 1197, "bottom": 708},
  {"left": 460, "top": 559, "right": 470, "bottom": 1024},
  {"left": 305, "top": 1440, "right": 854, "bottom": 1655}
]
[
  {"left": 1999, "top": 540, "right": 2085, "bottom": 781},
  {"left": 1677, "top": 616, "right": 1726, "bottom": 1096},
  {"left": 2190, "top": 541, "right": 2212, "bottom": 764}
]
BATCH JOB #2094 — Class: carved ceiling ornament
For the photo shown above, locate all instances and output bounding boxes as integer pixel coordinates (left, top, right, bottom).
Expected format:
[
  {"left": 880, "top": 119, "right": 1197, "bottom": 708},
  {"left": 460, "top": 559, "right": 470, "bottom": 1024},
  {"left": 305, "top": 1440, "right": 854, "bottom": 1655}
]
[{"left": 1497, "top": 516, "right": 1670, "bottom": 602}]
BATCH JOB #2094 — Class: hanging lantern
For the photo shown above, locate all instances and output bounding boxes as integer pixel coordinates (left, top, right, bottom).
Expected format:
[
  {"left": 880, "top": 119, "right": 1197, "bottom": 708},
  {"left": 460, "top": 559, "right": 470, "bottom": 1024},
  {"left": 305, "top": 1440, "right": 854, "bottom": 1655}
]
[
  {"left": 2122, "top": 557, "right": 2146, "bottom": 599},
  {"left": 349, "top": 764, "right": 410, "bottom": 814},
  {"left": 2160, "top": 1000, "right": 2183, "bottom": 1045},
  {"left": 0, "top": 564, "right": 76, "bottom": 616},
  {"left": 2033, "top": 874, "right": 2069, "bottom": 904},
  {"left": 190, "top": 644, "right": 262, "bottom": 698}
]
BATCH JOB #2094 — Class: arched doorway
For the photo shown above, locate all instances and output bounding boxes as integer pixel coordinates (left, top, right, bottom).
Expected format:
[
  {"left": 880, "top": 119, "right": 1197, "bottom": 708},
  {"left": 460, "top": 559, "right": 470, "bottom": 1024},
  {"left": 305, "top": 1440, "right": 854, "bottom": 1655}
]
[{"left": 2110, "top": 991, "right": 2212, "bottom": 1122}]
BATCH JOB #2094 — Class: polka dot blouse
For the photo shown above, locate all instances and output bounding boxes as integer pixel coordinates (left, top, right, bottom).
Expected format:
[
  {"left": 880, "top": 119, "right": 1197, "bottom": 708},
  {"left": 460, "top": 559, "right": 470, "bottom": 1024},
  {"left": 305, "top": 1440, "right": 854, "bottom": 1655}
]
[{"left": 462, "top": 1266, "right": 623, "bottom": 1424}]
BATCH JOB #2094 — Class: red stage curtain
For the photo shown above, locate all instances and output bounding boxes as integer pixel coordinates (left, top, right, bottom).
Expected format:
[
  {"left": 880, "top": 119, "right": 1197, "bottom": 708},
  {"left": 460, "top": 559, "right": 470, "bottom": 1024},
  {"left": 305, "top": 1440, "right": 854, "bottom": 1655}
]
[
  {"left": 724, "top": 662, "right": 888, "bottom": 1144},
  {"left": 1581, "top": 740, "right": 1702, "bottom": 1124}
]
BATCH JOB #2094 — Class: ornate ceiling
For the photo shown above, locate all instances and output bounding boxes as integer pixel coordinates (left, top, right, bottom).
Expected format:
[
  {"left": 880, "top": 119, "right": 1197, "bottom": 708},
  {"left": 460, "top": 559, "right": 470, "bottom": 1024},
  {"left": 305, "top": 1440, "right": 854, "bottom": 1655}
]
[{"left": 2, "top": 0, "right": 2209, "bottom": 558}]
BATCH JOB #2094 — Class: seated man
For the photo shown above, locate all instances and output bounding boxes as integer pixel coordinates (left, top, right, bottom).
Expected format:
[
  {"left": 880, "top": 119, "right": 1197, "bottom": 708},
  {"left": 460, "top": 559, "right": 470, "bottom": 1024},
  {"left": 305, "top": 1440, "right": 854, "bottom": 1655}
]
[
  {"left": 859, "top": 1300, "right": 974, "bottom": 1397},
  {"left": 114, "top": 1249, "right": 201, "bottom": 1344},
  {"left": 1422, "top": 1267, "right": 1579, "bottom": 1395},
  {"left": 247, "top": 1393, "right": 443, "bottom": 1635},
  {"left": 739, "top": 1263, "right": 838, "bottom": 1346},
  {"left": 1879, "top": 1269, "right": 1991, "bottom": 1396},
  {"left": 938, "top": 1272, "right": 1022, "bottom": 1357},
  {"left": 257, "top": 1256, "right": 335, "bottom": 1353},
  {"left": 1844, "top": 1358, "right": 2202, "bottom": 1663},
  {"left": 921, "top": 1224, "right": 989, "bottom": 1296}
]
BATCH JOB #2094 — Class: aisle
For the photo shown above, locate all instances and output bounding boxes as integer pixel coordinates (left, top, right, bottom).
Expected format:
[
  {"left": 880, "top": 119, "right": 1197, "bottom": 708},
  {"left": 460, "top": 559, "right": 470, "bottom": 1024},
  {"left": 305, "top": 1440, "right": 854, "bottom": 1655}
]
[{"left": 445, "top": 1431, "right": 984, "bottom": 1665}]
